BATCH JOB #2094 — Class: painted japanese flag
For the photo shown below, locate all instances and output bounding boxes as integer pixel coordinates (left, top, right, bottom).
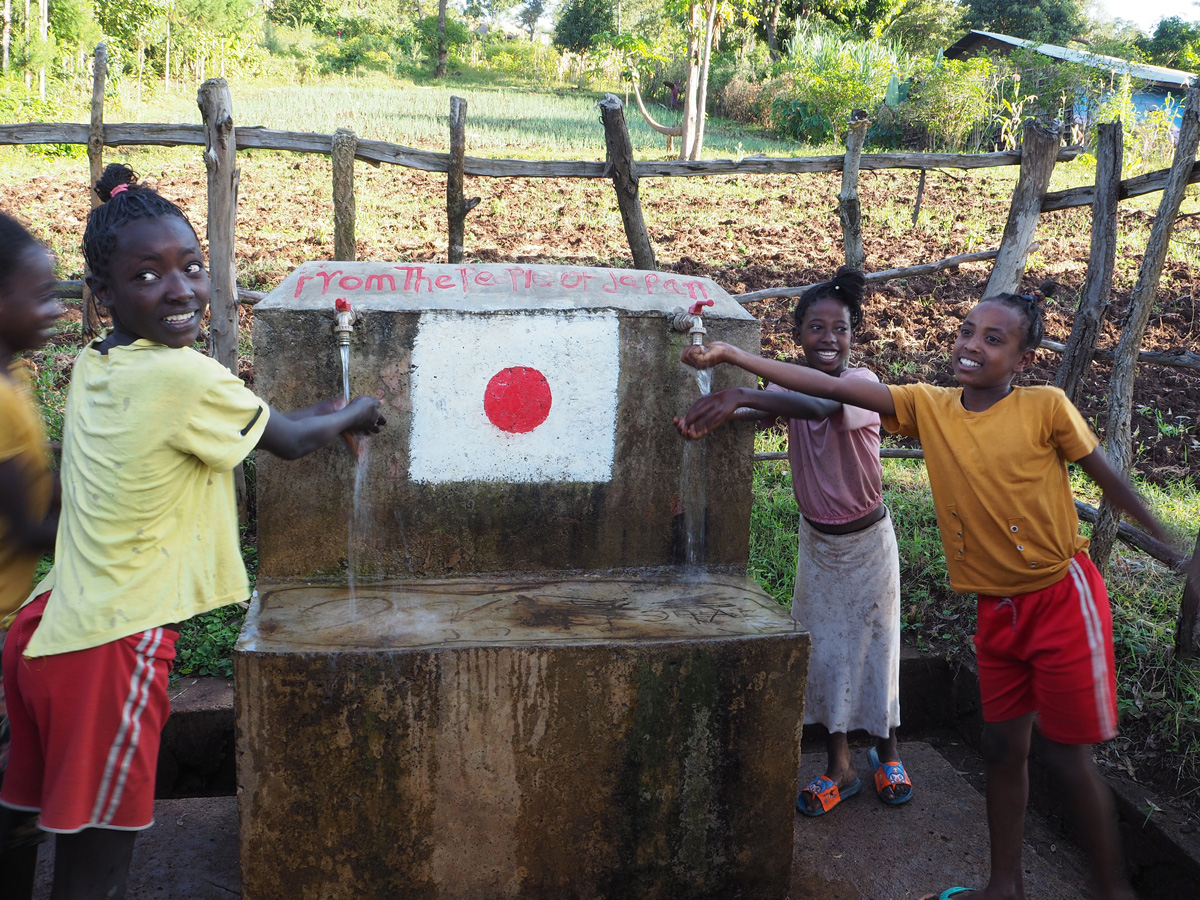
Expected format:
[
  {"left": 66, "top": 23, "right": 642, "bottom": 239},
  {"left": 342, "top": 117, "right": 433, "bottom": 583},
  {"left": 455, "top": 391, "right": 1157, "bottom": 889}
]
[{"left": 409, "top": 310, "right": 619, "bottom": 483}]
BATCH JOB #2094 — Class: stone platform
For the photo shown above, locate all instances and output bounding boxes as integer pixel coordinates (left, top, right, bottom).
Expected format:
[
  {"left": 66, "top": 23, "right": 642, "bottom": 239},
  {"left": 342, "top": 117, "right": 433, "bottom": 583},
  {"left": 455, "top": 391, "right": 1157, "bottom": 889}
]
[
  {"left": 33, "top": 744, "right": 1098, "bottom": 900},
  {"left": 236, "top": 571, "right": 809, "bottom": 900}
]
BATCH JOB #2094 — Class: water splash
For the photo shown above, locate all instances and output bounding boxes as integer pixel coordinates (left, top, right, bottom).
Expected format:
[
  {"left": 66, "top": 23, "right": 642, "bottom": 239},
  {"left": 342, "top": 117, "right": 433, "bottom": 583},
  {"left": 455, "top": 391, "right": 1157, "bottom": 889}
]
[
  {"left": 679, "top": 367, "right": 711, "bottom": 574},
  {"left": 347, "top": 442, "right": 371, "bottom": 615}
]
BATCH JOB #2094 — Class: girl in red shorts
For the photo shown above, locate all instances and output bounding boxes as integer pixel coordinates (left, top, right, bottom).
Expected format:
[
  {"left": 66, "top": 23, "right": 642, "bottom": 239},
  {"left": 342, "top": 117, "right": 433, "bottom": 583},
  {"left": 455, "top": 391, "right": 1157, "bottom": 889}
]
[
  {"left": 0, "top": 164, "right": 385, "bottom": 900},
  {"left": 676, "top": 283, "right": 1177, "bottom": 900}
]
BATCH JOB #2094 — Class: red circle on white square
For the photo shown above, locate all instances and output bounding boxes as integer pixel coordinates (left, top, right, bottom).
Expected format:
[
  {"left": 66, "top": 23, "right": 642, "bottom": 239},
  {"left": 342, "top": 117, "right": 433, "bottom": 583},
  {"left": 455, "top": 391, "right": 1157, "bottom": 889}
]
[{"left": 484, "top": 366, "right": 552, "bottom": 433}]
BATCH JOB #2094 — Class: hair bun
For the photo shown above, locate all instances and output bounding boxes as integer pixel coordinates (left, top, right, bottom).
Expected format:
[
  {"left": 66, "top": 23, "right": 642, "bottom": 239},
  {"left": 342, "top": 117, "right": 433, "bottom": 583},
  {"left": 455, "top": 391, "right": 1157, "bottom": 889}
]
[{"left": 95, "top": 162, "right": 138, "bottom": 203}]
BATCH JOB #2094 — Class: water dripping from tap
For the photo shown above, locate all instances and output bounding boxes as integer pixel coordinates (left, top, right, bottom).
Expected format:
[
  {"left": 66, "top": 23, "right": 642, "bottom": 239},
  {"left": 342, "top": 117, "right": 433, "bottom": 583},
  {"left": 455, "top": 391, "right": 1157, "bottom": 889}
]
[
  {"left": 680, "top": 367, "right": 711, "bottom": 575},
  {"left": 347, "top": 442, "right": 371, "bottom": 615}
]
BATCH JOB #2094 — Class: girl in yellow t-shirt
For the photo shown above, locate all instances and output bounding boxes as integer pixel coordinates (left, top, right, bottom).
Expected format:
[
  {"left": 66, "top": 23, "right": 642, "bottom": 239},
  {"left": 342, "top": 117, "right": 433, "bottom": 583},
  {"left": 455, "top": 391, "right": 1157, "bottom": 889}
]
[
  {"left": 677, "top": 284, "right": 1176, "bottom": 900},
  {"left": 0, "top": 209, "right": 62, "bottom": 892},
  {"left": 0, "top": 164, "right": 385, "bottom": 900}
]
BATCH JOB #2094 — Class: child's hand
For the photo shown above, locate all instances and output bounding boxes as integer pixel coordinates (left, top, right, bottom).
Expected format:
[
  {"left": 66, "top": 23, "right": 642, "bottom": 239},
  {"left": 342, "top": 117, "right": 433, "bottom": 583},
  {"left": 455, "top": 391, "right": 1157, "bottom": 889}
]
[
  {"left": 681, "top": 342, "right": 734, "bottom": 370},
  {"left": 674, "top": 391, "right": 742, "bottom": 440},
  {"left": 344, "top": 396, "right": 385, "bottom": 434}
]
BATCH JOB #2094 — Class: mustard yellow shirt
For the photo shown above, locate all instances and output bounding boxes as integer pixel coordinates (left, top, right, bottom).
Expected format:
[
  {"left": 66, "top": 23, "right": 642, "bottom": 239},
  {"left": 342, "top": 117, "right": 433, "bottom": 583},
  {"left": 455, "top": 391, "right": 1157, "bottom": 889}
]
[
  {"left": 882, "top": 383, "right": 1098, "bottom": 596},
  {"left": 0, "top": 361, "right": 53, "bottom": 626},
  {"left": 25, "top": 340, "right": 269, "bottom": 657}
]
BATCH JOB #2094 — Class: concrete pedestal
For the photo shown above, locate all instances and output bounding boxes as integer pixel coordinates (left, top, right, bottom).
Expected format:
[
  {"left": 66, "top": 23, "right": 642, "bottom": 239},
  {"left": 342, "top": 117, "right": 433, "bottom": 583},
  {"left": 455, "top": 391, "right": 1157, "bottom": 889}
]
[{"left": 236, "top": 571, "right": 809, "bottom": 900}]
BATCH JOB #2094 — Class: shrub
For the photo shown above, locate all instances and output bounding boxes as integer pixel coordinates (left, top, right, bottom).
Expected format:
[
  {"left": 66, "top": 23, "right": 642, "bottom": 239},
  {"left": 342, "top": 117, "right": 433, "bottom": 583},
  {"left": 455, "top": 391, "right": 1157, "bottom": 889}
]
[
  {"left": 902, "top": 56, "right": 997, "bottom": 151},
  {"left": 766, "top": 22, "right": 909, "bottom": 143},
  {"left": 715, "top": 75, "right": 764, "bottom": 124}
]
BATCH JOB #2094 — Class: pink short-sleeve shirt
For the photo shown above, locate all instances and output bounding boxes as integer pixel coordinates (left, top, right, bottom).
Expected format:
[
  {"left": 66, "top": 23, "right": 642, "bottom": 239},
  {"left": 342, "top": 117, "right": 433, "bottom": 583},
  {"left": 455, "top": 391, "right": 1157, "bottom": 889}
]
[{"left": 767, "top": 367, "right": 883, "bottom": 525}]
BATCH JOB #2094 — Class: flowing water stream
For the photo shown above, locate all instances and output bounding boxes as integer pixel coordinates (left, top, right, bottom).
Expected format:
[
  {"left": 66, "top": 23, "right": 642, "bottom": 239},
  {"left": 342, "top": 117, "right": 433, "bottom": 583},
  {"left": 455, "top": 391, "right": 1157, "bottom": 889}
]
[
  {"left": 679, "top": 367, "right": 712, "bottom": 571},
  {"left": 347, "top": 443, "right": 371, "bottom": 614}
]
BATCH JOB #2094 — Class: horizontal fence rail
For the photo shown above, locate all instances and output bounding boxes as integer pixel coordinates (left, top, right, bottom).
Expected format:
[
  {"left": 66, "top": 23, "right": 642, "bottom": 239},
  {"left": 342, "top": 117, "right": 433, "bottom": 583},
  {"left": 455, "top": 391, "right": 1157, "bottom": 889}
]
[{"left": 0, "top": 121, "right": 1082, "bottom": 179}]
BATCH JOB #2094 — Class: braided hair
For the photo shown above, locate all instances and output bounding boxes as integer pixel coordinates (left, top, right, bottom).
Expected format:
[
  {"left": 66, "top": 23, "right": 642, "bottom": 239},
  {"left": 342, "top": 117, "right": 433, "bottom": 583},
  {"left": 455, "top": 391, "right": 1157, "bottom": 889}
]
[
  {"left": 82, "top": 163, "right": 195, "bottom": 283},
  {"left": 792, "top": 266, "right": 865, "bottom": 333},
  {"left": 0, "top": 211, "right": 42, "bottom": 293},
  {"left": 981, "top": 280, "right": 1056, "bottom": 351}
]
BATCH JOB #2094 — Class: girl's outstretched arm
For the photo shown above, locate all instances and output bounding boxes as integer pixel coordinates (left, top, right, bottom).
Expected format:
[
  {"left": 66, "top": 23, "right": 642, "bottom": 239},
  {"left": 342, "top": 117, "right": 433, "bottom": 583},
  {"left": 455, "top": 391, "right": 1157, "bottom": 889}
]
[
  {"left": 681, "top": 342, "right": 896, "bottom": 416},
  {"left": 258, "top": 396, "right": 384, "bottom": 460},
  {"left": 1074, "top": 448, "right": 1172, "bottom": 545},
  {"left": 674, "top": 386, "right": 839, "bottom": 440}
]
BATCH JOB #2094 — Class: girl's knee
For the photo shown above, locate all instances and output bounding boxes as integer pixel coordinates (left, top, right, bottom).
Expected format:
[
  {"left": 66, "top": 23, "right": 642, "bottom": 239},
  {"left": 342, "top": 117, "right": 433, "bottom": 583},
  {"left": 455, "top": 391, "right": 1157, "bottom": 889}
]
[{"left": 980, "top": 719, "right": 1032, "bottom": 767}]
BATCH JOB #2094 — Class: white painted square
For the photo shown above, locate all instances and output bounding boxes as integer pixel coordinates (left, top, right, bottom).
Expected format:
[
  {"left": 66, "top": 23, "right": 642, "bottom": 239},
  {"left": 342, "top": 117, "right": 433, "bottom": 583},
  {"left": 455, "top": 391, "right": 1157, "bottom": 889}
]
[{"left": 409, "top": 311, "right": 620, "bottom": 483}]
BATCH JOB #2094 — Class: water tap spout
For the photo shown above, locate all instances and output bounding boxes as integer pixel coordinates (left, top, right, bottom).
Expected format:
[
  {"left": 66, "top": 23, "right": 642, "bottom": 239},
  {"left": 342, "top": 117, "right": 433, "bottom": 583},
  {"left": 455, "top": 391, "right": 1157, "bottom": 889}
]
[
  {"left": 671, "top": 300, "right": 714, "bottom": 345},
  {"left": 334, "top": 297, "right": 355, "bottom": 346}
]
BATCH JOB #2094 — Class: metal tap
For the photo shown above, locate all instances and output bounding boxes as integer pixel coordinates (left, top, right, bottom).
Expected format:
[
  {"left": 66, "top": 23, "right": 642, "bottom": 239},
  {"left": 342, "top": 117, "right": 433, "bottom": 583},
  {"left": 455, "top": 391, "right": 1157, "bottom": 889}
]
[
  {"left": 334, "top": 297, "right": 355, "bottom": 345},
  {"left": 671, "top": 300, "right": 714, "bottom": 345}
]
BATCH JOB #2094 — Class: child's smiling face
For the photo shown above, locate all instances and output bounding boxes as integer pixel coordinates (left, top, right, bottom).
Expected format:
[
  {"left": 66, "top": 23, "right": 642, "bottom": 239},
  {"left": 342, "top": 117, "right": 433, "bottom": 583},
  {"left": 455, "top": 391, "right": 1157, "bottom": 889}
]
[
  {"left": 0, "top": 245, "right": 61, "bottom": 355},
  {"left": 794, "top": 295, "right": 852, "bottom": 375},
  {"left": 952, "top": 301, "right": 1035, "bottom": 390},
  {"left": 93, "top": 215, "right": 210, "bottom": 349}
]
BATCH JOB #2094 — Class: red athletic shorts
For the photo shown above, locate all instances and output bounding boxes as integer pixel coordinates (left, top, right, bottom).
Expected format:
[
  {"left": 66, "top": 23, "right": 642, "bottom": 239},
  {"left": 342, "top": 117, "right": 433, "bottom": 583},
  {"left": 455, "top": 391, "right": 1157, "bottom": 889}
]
[
  {"left": 0, "top": 592, "right": 177, "bottom": 833},
  {"left": 974, "top": 553, "right": 1118, "bottom": 745}
]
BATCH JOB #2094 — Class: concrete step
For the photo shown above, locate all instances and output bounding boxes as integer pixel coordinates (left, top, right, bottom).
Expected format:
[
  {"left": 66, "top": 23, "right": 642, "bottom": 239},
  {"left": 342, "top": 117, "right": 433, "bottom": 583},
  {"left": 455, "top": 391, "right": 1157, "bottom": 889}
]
[{"left": 32, "top": 742, "right": 1096, "bottom": 900}]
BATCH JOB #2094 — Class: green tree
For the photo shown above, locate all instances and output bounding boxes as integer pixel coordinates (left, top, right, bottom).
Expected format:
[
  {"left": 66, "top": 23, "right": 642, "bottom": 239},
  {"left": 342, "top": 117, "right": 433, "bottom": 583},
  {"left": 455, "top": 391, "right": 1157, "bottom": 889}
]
[
  {"left": 1139, "top": 16, "right": 1200, "bottom": 69},
  {"left": 518, "top": 0, "right": 546, "bottom": 39},
  {"left": 963, "top": 0, "right": 1085, "bottom": 43},
  {"left": 881, "top": 0, "right": 965, "bottom": 57},
  {"left": 554, "top": 0, "right": 614, "bottom": 53},
  {"left": 94, "top": 0, "right": 171, "bottom": 47},
  {"left": 265, "top": 0, "right": 329, "bottom": 28}
]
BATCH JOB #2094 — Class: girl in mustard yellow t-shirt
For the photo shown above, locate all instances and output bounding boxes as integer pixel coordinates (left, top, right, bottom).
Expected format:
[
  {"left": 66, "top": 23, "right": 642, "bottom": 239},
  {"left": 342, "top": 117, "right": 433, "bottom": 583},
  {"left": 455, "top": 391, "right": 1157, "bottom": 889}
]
[
  {"left": 676, "top": 285, "right": 1175, "bottom": 900},
  {"left": 0, "top": 165, "right": 385, "bottom": 900},
  {"left": 0, "top": 210, "right": 62, "bottom": 892}
]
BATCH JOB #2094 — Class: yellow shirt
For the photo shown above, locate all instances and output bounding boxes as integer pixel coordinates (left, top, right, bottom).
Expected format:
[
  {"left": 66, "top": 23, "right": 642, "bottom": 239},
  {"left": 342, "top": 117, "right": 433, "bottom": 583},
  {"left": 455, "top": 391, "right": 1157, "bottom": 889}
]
[
  {"left": 882, "top": 383, "right": 1098, "bottom": 596},
  {"left": 0, "top": 361, "right": 53, "bottom": 626},
  {"left": 25, "top": 340, "right": 269, "bottom": 657}
]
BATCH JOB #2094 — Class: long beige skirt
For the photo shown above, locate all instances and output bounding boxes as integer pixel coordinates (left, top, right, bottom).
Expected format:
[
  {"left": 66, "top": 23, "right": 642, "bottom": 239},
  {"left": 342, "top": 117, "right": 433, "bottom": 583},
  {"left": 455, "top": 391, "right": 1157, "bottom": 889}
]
[{"left": 790, "top": 510, "right": 901, "bottom": 738}]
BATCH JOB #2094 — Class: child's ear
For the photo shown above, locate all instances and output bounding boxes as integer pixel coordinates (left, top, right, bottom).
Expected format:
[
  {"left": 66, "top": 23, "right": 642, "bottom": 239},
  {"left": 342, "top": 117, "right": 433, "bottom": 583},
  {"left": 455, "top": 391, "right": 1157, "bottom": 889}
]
[
  {"left": 85, "top": 275, "right": 110, "bottom": 308},
  {"left": 1013, "top": 348, "right": 1037, "bottom": 373}
]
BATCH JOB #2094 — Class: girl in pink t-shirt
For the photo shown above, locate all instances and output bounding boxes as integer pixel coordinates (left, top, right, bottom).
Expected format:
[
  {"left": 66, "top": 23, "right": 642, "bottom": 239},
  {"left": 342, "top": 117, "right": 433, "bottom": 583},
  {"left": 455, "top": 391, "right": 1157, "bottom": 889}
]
[{"left": 674, "top": 267, "right": 910, "bottom": 816}]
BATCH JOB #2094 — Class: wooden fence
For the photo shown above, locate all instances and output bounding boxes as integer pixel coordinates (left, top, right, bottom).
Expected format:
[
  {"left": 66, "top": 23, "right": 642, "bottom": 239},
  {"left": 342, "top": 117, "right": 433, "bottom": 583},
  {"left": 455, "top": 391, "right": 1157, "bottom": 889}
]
[{"left": 2, "top": 47, "right": 1196, "bottom": 651}]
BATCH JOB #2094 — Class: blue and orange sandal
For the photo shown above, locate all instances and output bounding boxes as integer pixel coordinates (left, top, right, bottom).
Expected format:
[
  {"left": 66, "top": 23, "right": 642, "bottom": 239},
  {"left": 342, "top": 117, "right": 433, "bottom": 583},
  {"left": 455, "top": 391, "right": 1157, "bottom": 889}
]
[
  {"left": 868, "top": 747, "right": 914, "bottom": 806},
  {"left": 919, "top": 889, "right": 974, "bottom": 900},
  {"left": 796, "top": 774, "right": 862, "bottom": 817}
]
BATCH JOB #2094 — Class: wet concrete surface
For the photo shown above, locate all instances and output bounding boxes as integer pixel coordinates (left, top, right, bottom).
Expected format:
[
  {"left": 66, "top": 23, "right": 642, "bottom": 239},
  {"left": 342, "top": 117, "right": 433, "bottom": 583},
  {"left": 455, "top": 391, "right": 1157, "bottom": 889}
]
[
  {"left": 31, "top": 742, "right": 1097, "bottom": 899},
  {"left": 790, "top": 742, "right": 1091, "bottom": 900},
  {"left": 244, "top": 571, "right": 804, "bottom": 650}
]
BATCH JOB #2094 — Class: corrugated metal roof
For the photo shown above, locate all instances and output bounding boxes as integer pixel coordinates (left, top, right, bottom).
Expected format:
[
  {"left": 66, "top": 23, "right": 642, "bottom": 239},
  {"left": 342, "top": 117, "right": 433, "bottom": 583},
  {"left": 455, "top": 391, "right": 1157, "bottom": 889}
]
[{"left": 951, "top": 30, "right": 1193, "bottom": 89}]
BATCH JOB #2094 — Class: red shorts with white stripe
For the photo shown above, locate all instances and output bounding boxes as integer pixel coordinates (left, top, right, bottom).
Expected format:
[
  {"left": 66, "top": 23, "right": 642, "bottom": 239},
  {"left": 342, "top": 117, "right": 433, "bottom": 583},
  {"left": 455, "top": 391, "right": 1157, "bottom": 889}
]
[
  {"left": 0, "top": 592, "right": 177, "bottom": 832},
  {"left": 974, "top": 553, "right": 1118, "bottom": 745}
]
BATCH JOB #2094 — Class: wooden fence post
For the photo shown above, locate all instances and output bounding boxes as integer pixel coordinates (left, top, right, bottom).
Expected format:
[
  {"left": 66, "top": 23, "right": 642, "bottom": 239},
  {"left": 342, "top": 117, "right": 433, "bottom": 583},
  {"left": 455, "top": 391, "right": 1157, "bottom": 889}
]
[
  {"left": 83, "top": 43, "right": 106, "bottom": 340},
  {"left": 447, "top": 97, "right": 479, "bottom": 264},
  {"left": 1054, "top": 121, "right": 1123, "bottom": 403},
  {"left": 911, "top": 168, "right": 926, "bottom": 227},
  {"left": 984, "top": 121, "right": 1062, "bottom": 297},
  {"left": 197, "top": 78, "right": 243, "bottom": 512},
  {"left": 1091, "top": 85, "right": 1200, "bottom": 572},
  {"left": 1177, "top": 529, "right": 1200, "bottom": 656},
  {"left": 197, "top": 78, "right": 239, "bottom": 377},
  {"left": 839, "top": 109, "right": 869, "bottom": 270},
  {"left": 599, "top": 94, "right": 656, "bottom": 271},
  {"left": 332, "top": 127, "right": 356, "bottom": 261}
]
